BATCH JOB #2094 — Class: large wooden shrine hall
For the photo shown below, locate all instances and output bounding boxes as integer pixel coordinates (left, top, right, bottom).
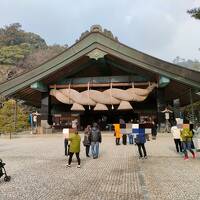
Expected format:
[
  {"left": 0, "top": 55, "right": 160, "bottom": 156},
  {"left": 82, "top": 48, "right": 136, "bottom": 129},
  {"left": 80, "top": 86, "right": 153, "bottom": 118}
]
[{"left": 0, "top": 25, "right": 199, "bottom": 131}]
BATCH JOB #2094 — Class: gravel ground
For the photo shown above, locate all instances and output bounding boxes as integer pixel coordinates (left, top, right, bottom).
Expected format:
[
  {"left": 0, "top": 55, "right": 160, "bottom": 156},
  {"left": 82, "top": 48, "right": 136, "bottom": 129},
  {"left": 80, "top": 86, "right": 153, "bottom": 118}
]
[{"left": 0, "top": 133, "right": 199, "bottom": 200}]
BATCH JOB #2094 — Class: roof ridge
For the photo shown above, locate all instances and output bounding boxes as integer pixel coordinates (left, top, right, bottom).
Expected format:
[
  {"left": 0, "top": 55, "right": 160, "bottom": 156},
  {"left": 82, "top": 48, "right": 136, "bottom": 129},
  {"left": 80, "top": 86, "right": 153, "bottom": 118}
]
[{"left": 76, "top": 25, "right": 119, "bottom": 43}]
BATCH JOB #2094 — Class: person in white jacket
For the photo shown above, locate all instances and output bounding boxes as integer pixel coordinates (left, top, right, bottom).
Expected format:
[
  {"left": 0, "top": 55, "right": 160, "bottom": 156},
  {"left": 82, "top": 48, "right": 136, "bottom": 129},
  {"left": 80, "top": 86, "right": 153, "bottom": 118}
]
[
  {"left": 63, "top": 128, "right": 70, "bottom": 156},
  {"left": 171, "top": 121, "right": 182, "bottom": 153},
  {"left": 193, "top": 123, "right": 200, "bottom": 135}
]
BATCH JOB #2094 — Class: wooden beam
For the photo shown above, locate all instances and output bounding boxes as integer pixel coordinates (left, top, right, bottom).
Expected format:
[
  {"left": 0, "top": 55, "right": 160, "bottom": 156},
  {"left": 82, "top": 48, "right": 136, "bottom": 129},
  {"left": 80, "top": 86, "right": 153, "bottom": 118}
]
[{"left": 49, "top": 82, "right": 153, "bottom": 89}]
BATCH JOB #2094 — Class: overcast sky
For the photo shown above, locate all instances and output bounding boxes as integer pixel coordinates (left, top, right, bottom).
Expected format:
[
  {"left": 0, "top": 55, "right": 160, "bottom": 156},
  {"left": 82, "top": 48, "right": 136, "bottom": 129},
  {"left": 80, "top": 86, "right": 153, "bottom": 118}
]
[{"left": 0, "top": 0, "right": 200, "bottom": 62}]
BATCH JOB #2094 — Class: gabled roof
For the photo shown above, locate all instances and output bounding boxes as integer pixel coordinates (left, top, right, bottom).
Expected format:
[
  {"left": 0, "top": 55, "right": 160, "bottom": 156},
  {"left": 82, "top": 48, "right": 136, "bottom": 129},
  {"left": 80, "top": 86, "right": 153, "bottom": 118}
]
[{"left": 0, "top": 25, "right": 199, "bottom": 99}]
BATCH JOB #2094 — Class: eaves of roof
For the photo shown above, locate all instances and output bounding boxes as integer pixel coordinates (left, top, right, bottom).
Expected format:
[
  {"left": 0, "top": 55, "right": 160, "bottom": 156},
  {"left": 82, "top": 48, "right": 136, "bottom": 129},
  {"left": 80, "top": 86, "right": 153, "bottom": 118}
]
[{"left": 0, "top": 31, "right": 199, "bottom": 97}]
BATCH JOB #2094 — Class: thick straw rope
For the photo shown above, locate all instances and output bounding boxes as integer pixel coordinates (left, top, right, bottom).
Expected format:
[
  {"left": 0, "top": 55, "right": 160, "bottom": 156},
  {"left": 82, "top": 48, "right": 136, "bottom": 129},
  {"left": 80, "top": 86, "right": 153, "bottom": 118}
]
[{"left": 50, "top": 83, "right": 157, "bottom": 108}]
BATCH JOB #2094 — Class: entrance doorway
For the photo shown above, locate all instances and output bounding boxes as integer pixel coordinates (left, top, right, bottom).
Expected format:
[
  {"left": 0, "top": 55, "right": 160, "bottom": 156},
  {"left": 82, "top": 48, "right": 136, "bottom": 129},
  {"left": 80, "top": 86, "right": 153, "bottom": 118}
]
[{"left": 80, "top": 110, "right": 139, "bottom": 130}]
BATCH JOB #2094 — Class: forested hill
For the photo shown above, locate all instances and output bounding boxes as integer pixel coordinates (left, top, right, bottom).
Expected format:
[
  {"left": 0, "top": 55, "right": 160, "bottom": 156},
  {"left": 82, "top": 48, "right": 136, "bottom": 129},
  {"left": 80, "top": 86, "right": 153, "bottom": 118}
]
[
  {"left": 173, "top": 56, "right": 200, "bottom": 72},
  {"left": 0, "top": 23, "right": 199, "bottom": 84},
  {"left": 0, "top": 23, "right": 67, "bottom": 83}
]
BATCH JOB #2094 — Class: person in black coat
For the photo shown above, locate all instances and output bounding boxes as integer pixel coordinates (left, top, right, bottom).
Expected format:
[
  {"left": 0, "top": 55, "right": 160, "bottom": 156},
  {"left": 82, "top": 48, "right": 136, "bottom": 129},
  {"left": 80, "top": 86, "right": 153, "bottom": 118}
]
[
  {"left": 120, "top": 118, "right": 127, "bottom": 145},
  {"left": 83, "top": 125, "right": 91, "bottom": 157},
  {"left": 90, "top": 123, "right": 102, "bottom": 159}
]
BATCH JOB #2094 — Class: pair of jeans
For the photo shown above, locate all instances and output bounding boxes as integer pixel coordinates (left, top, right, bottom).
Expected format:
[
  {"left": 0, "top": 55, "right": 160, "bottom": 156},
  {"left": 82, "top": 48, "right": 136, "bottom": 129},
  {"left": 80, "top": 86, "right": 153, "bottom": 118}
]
[
  {"left": 68, "top": 152, "right": 80, "bottom": 165},
  {"left": 164, "top": 119, "right": 171, "bottom": 133},
  {"left": 137, "top": 143, "right": 147, "bottom": 157},
  {"left": 122, "top": 135, "right": 127, "bottom": 145},
  {"left": 174, "top": 139, "right": 182, "bottom": 152},
  {"left": 128, "top": 134, "right": 133, "bottom": 144},
  {"left": 85, "top": 145, "right": 90, "bottom": 156},
  {"left": 182, "top": 141, "right": 194, "bottom": 157},
  {"left": 91, "top": 142, "right": 99, "bottom": 158},
  {"left": 116, "top": 138, "right": 120, "bottom": 145}
]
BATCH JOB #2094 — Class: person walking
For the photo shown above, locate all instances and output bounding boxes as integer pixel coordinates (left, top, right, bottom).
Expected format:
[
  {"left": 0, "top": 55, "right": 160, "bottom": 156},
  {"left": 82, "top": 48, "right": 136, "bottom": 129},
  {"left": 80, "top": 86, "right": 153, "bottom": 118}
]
[
  {"left": 63, "top": 128, "right": 70, "bottom": 156},
  {"left": 150, "top": 117, "right": 157, "bottom": 140},
  {"left": 113, "top": 124, "right": 121, "bottom": 145},
  {"left": 193, "top": 123, "right": 200, "bottom": 135},
  {"left": 193, "top": 123, "right": 200, "bottom": 151},
  {"left": 90, "top": 123, "right": 102, "bottom": 159},
  {"left": 128, "top": 132, "right": 134, "bottom": 144},
  {"left": 120, "top": 118, "right": 127, "bottom": 145},
  {"left": 171, "top": 121, "right": 182, "bottom": 153},
  {"left": 83, "top": 125, "right": 91, "bottom": 157},
  {"left": 127, "top": 123, "right": 133, "bottom": 144},
  {"left": 180, "top": 127, "right": 195, "bottom": 160},
  {"left": 161, "top": 107, "right": 173, "bottom": 133},
  {"left": 67, "top": 128, "right": 81, "bottom": 168},
  {"left": 135, "top": 130, "right": 147, "bottom": 159}
]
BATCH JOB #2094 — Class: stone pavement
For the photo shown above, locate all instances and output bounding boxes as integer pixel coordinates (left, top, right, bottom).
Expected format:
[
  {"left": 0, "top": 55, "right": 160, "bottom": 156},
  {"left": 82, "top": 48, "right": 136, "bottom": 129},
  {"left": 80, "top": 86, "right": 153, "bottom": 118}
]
[
  {"left": 0, "top": 133, "right": 200, "bottom": 200},
  {"left": 141, "top": 135, "right": 200, "bottom": 200}
]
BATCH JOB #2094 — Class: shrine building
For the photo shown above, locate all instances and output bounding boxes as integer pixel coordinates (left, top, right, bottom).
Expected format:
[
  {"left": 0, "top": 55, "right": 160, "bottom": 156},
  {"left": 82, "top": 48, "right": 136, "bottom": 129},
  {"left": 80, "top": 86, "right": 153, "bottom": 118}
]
[{"left": 0, "top": 25, "right": 199, "bottom": 131}]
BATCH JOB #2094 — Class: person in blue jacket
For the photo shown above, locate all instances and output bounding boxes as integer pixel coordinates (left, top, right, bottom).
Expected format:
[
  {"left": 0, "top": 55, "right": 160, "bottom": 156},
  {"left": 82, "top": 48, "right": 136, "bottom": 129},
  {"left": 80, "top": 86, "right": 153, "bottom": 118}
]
[{"left": 135, "top": 129, "right": 147, "bottom": 159}]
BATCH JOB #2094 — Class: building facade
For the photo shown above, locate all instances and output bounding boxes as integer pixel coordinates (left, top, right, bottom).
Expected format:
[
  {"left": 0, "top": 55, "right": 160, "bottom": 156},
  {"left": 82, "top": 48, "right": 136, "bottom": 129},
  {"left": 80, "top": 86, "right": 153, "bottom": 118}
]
[{"left": 0, "top": 25, "right": 199, "bottom": 131}]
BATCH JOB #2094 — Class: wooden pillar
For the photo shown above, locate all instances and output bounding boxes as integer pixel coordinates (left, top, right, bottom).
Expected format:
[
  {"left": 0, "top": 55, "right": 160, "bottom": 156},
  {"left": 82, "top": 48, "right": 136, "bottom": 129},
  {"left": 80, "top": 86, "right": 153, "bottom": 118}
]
[
  {"left": 40, "top": 91, "right": 52, "bottom": 133},
  {"left": 156, "top": 88, "right": 166, "bottom": 130},
  {"left": 173, "top": 98, "right": 181, "bottom": 119},
  {"left": 189, "top": 88, "right": 195, "bottom": 123}
]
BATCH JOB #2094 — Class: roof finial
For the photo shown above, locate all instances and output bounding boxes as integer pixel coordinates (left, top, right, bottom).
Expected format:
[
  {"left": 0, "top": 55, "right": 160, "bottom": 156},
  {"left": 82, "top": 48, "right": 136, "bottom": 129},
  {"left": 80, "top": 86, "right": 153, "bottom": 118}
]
[
  {"left": 76, "top": 25, "right": 119, "bottom": 43},
  {"left": 90, "top": 25, "right": 102, "bottom": 32}
]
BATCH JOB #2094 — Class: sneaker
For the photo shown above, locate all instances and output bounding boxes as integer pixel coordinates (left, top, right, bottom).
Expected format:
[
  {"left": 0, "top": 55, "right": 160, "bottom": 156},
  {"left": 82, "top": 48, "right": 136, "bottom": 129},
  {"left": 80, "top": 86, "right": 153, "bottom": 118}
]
[
  {"left": 66, "top": 164, "right": 71, "bottom": 167},
  {"left": 144, "top": 156, "right": 148, "bottom": 159},
  {"left": 184, "top": 156, "right": 189, "bottom": 161},
  {"left": 139, "top": 156, "right": 142, "bottom": 159},
  {"left": 192, "top": 153, "right": 196, "bottom": 159},
  {"left": 77, "top": 165, "right": 81, "bottom": 168}
]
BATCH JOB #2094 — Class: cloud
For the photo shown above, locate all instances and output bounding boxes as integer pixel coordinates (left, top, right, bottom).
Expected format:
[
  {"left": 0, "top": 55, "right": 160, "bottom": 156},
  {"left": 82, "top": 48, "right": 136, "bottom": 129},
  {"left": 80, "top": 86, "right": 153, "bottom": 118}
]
[{"left": 0, "top": 0, "right": 200, "bottom": 62}]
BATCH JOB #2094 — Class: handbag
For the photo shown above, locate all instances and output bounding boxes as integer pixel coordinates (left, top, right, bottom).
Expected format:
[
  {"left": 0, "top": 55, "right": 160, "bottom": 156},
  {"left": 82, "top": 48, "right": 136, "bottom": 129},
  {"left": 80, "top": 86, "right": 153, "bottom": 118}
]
[
  {"left": 82, "top": 140, "right": 86, "bottom": 146},
  {"left": 134, "top": 137, "right": 139, "bottom": 144}
]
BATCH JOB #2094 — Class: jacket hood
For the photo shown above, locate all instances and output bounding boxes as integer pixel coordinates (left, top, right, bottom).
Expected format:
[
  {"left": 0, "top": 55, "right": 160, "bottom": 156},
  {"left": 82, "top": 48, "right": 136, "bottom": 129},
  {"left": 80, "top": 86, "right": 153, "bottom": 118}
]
[{"left": 92, "top": 127, "right": 98, "bottom": 131}]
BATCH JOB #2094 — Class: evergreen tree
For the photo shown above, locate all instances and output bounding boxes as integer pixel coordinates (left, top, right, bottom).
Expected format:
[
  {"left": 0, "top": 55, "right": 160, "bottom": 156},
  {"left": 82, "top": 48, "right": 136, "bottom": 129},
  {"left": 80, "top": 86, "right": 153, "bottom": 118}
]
[
  {"left": 0, "top": 99, "right": 29, "bottom": 134},
  {"left": 187, "top": 7, "right": 200, "bottom": 20}
]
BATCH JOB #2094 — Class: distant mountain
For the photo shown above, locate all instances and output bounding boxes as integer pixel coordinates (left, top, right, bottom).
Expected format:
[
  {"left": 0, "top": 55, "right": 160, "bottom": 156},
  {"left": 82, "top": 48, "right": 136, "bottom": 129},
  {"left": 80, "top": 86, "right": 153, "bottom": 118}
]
[{"left": 0, "top": 23, "right": 67, "bottom": 83}]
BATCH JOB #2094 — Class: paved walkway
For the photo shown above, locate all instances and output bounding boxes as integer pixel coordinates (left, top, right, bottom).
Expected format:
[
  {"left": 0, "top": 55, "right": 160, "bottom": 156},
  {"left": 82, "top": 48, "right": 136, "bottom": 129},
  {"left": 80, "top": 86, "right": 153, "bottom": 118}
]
[{"left": 0, "top": 133, "right": 200, "bottom": 200}]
